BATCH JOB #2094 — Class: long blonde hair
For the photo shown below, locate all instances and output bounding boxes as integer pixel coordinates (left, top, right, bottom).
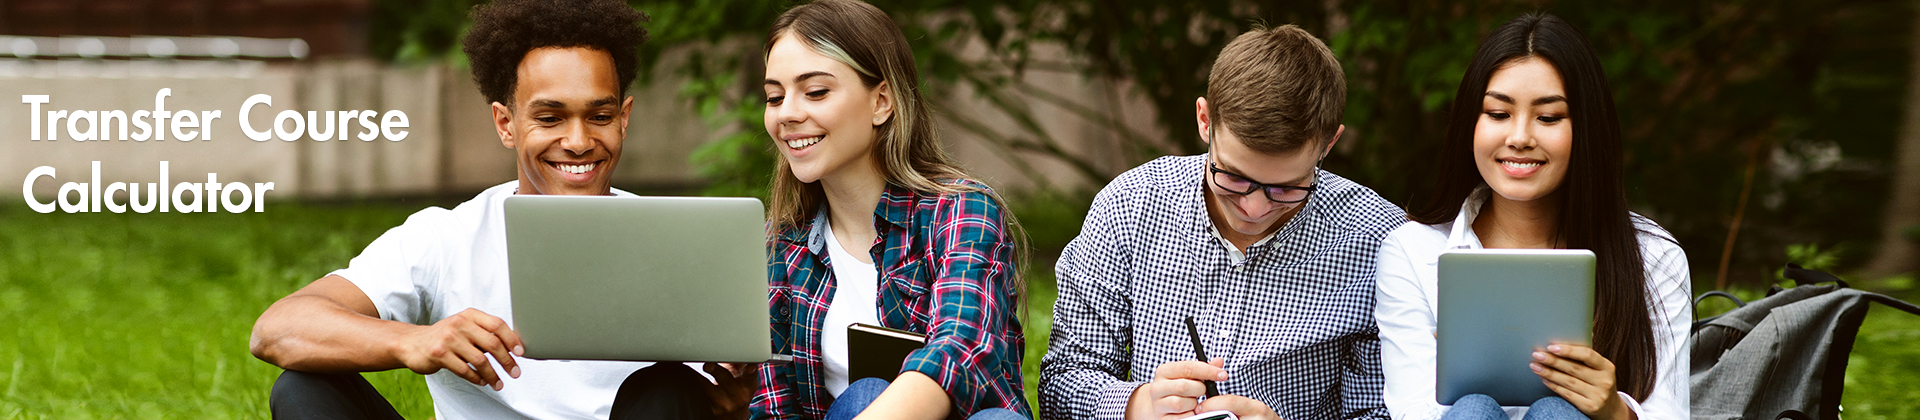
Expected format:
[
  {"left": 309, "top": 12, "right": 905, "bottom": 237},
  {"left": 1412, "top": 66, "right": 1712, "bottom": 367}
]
[{"left": 764, "top": 0, "right": 1028, "bottom": 307}]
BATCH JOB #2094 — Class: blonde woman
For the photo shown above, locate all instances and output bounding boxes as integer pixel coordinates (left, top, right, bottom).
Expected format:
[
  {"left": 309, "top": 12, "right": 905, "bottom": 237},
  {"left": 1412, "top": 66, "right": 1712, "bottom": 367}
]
[{"left": 750, "top": 1, "right": 1029, "bottom": 420}]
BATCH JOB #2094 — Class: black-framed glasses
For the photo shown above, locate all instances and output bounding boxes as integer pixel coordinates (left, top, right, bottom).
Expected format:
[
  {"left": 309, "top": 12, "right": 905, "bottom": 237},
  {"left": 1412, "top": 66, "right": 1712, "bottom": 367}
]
[
  {"left": 1204, "top": 131, "right": 1322, "bottom": 204},
  {"left": 1207, "top": 162, "right": 1318, "bottom": 203}
]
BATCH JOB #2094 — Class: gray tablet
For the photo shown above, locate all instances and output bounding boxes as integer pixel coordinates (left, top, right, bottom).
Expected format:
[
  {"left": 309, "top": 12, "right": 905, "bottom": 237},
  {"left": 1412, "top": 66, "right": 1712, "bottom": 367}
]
[
  {"left": 504, "top": 195, "right": 778, "bottom": 363},
  {"left": 1436, "top": 248, "right": 1594, "bottom": 406}
]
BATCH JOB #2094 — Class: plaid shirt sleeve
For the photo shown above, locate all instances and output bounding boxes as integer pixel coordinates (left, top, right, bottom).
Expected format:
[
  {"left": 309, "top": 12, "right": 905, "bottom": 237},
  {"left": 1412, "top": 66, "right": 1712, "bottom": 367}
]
[
  {"left": 751, "top": 239, "right": 802, "bottom": 420},
  {"left": 897, "top": 187, "right": 1029, "bottom": 415}
]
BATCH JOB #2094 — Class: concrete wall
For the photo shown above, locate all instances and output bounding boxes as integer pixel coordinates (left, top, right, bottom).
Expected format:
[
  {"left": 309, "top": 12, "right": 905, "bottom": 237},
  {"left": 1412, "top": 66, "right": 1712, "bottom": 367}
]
[
  {"left": 2, "top": 43, "right": 1164, "bottom": 203},
  {"left": 1, "top": 57, "right": 716, "bottom": 202},
  {"left": 3, "top": 61, "right": 307, "bottom": 204}
]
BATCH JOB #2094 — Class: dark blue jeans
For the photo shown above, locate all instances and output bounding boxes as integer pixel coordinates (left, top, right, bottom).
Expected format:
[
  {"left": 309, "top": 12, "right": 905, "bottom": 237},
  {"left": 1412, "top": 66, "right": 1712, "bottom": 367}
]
[
  {"left": 1440, "top": 394, "right": 1587, "bottom": 420},
  {"left": 826, "top": 377, "right": 1028, "bottom": 420}
]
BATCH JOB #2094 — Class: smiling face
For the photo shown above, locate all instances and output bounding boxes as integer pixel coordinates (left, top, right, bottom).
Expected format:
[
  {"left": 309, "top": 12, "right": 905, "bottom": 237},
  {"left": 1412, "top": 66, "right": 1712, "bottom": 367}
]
[
  {"left": 762, "top": 32, "right": 892, "bottom": 186},
  {"left": 1474, "top": 58, "right": 1573, "bottom": 204},
  {"left": 493, "top": 46, "right": 633, "bottom": 196}
]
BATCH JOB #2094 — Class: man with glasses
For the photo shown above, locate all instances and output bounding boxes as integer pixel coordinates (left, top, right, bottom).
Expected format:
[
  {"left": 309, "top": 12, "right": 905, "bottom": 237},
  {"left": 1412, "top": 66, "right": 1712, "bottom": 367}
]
[{"left": 1039, "top": 24, "right": 1405, "bottom": 420}]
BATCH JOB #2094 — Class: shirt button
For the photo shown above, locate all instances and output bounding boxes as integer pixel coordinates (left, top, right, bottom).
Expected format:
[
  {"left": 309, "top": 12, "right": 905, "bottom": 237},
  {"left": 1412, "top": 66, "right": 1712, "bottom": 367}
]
[{"left": 1219, "top": 330, "right": 1232, "bottom": 340}]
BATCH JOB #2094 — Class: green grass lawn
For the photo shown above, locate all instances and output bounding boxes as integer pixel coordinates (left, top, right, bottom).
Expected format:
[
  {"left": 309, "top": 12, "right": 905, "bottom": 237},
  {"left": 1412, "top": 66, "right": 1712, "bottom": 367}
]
[
  {"left": 1841, "top": 307, "right": 1920, "bottom": 419},
  {"left": 0, "top": 200, "right": 1915, "bottom": 418},
  {"left": 0, "top": 201, "right": 435, "bottom": 418}
]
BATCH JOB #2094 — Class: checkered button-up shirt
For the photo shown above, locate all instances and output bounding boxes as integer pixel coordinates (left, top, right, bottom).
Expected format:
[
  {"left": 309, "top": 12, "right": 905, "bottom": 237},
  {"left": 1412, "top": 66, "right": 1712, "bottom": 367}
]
[
  {"left": 1039, "top": 155, "right": 1405, "bottom": 420},
  {"left": 752, "top": 180, "right": 1031, "bottom": 420}
]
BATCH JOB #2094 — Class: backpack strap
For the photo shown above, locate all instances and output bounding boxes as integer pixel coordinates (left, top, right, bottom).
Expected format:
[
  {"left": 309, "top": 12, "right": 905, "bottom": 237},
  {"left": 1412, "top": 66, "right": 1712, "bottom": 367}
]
[
  {"left": 1865, "top": 292, "right": 1920, "bottom": 317},
  {"left": 1692, "top": 291, "right": 1748, "bottom": 333},
  {"left": 1783, "top": 263, "right": 1850, "bottom": 288},
  {"left": 1694, "top": 290, "right": 1748, "bottom": 308},
  {"left": 1778, "top": 262, "right": 1920, "bottom": 316}
]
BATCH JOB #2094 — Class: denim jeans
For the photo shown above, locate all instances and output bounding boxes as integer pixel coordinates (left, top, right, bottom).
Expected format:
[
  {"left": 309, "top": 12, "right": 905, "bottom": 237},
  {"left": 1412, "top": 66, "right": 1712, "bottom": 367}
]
[
  {"left": 1441, "top": 394, "right": 1587, "bottom": 420},
  {"left": 826, "top": 377, "right": 1028, "bottom": 420}
]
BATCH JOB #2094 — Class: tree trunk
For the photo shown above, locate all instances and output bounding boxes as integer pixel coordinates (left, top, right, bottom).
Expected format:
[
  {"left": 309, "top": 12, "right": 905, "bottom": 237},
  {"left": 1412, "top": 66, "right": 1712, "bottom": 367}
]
[{"left": 1865, "top": 4, "right": 1920, "bottom": 277}]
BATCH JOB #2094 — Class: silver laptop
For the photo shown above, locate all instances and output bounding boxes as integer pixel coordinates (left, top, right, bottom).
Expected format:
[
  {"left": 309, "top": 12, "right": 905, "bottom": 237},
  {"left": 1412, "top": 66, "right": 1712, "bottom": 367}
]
[
  {"left": 504, "top": 195, "right": 775, "bottom": 363},
  {"left": 1436, "top": 249, "right": 1594, "bottom": 406}
]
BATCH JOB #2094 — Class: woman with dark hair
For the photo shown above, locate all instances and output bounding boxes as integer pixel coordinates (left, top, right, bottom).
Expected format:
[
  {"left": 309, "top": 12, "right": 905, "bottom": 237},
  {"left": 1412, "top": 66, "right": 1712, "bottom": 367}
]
[
  {"left": 1373, "top": 13, "right": 1689, "bottom": 420},
  {"left": 750, "top": 1, "right": 1030, "bottom": 420}
]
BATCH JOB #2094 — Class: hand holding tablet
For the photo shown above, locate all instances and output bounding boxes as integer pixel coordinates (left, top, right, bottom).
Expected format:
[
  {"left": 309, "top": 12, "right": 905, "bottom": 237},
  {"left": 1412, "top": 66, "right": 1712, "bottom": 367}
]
[
  {"left": 1529, "top": 343, "right": 1631, "bottom": 419},
  {"left": 1436, "top": 249, "right": 1595, "bottom": 406}
]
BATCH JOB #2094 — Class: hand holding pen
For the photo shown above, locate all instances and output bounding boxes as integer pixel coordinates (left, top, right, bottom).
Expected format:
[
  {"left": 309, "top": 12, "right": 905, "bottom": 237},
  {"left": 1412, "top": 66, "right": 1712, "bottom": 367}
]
[
  {"left": 1179, "top": 317, "right": 1285, "bottom": 420},
  {"left": 1133, "top": 357, "right": 1227, "bottom": 419},
  {"left": 1128, "top": 316, "right": 1229, "bottom": 420}
]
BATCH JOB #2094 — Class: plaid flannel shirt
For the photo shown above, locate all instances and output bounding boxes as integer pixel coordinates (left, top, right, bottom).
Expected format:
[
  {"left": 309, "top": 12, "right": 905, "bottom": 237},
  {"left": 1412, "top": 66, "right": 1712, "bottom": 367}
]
[{"left": 752, "top": 180, "right": 1031, "bottom": 420}]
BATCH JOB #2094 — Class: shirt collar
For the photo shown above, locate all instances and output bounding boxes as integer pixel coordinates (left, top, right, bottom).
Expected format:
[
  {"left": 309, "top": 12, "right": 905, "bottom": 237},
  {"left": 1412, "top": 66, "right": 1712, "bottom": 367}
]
[
  {"left": 1204, "top": 219, "right": 1278, "bottom": 264},
  {"left": 792, "top": 182, "right": 916, "bottom": 255},
  {"left": 876, "top": 183, "right": 915, "bottom": 229},
  {"left": 774, "top": 212, "right": 812, "bottom": 246},
  {"left": 804, "top": 208, "right": 830, "bottom": 255},
  {"left": 1444, "top": 185, "right": 1492, "bottom": 250}
]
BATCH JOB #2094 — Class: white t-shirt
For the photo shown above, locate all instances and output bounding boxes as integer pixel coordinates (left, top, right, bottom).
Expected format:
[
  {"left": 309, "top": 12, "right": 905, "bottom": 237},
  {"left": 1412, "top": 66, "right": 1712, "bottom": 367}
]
[
  {"left": 332, "top": 182, "right": 660, "bottom": 420},
  {"left": 1374, "top": 187, "right": 1691, "bottom": 420},
  {"left": 818, "top": 218, "right": 881, "bottom": 397}
]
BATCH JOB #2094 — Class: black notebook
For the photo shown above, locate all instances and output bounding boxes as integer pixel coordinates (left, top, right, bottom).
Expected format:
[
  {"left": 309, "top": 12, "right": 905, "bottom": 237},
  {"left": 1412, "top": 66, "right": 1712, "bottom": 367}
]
[{"left": 847, "top": 323, "right": 927, "bottom": 382}]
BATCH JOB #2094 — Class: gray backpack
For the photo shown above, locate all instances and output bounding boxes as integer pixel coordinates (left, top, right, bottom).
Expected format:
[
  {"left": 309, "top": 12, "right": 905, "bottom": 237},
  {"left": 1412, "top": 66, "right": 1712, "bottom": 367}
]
[{"left": 1689, "top": 264, "right": 1920, "bottom": 420}]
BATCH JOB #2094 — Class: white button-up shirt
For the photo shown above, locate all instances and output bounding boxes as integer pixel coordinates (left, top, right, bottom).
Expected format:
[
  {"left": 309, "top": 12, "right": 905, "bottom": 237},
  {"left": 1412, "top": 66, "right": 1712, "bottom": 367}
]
[{"left": 1373, "top": 187, "right": 1691, "bottom": 420}]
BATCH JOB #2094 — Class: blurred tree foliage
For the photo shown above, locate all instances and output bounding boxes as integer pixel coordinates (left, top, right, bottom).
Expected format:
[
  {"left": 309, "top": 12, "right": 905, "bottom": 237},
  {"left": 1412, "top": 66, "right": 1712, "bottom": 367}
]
[{"left": 370, "top": 0, "right": 1910, "bottom": 284}]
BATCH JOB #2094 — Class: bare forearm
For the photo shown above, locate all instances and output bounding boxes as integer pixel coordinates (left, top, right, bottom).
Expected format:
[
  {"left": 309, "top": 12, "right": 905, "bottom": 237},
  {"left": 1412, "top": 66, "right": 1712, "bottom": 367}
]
[
  {"left": 853, "top": 371, "right": 951, "bottom": 420},
  {"left": 250, "top": 294, "right": 413, "bottom": 372}
]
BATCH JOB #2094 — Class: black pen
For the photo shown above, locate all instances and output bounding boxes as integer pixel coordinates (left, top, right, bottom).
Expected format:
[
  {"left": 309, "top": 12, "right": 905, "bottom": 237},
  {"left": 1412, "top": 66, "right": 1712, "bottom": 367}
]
[{"left": 1185, "top": 316, "right": 1220, "bottom": 398}]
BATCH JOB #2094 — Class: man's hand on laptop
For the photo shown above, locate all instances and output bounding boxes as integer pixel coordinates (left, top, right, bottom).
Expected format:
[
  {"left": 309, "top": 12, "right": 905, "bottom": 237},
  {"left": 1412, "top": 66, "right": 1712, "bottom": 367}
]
[
  {"left": 1129, "top": 359, "right": 1229, "bottom": 420},
  {"left": 395, "top": 308, "right": 525, "bottom": 391},
  {"left": 704, "top": 362, "right": 757, "bottom": 420}
]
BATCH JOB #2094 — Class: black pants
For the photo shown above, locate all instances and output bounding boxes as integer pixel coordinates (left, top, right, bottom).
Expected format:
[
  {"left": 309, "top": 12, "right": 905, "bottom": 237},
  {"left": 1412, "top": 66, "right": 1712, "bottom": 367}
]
[
  {"left": 269, "top": 364, "right": 715, "bottom": 420},
  {"left": 269, "top": 370, "right": 404, "bottom": 420}
]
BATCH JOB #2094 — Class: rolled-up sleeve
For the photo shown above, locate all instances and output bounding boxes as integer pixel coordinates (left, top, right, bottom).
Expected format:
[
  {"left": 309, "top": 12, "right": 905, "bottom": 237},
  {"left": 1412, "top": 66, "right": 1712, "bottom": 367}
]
[
  {"left": 750, "top": 356, "right": 795, "bottom": 420},
  {"left": 1038, "top": 186, "right": 1141, "bottom": 420},
  {"left": 898, "top": 190, "right": 1025, "bottom": 414}
]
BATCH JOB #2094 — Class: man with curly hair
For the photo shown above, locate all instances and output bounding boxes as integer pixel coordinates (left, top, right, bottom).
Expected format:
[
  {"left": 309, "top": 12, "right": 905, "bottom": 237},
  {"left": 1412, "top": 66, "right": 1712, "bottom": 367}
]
[{"left": 249, "top": 1, "right": 746, "bottom": 419}]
